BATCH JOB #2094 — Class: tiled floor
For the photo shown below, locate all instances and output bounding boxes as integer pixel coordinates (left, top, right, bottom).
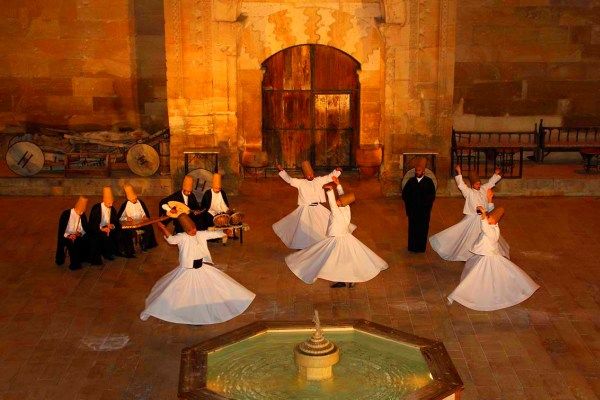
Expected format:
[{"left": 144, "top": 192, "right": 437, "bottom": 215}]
[{"left": 0, "top": 177, "right": 599, "bottom": 399}]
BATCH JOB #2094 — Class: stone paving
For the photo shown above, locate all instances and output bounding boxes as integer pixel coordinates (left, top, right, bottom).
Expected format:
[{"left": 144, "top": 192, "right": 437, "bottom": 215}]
[{"left": 0, "top": 177, "right": 599, "bottom": 399}]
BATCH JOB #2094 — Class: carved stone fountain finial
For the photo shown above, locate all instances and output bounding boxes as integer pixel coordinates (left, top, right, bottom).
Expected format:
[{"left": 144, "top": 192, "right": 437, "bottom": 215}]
[{"left": 294, "top": 310, "right": 340, "bottom": 381}]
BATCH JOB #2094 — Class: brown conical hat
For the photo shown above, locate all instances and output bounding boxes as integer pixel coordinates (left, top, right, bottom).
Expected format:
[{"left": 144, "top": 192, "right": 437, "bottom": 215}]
[
  {"left": 413, "top": 157, "right": 428, "bottom": 169},
  {"left": 488, "top": 207, "right": 505, "bottom": 223},
  {"left": 74, "top": 196, "right": 88, "bottom": 214},
  {"left": 182, "top": 175, "right": 193, "bottom": 192},
  {"left": 338, "top": 192, "right": 355, "bottom": 206},
  {"left": 212, "top": 173, "right": 222, "bottom": 190},
  {"left": 301, "top": 161, "right": 314, "bottom": 178},
  {"left": 102, "top": 186, "right": 114, "bottom": 204},
  {"left": 468, "top": 171, "right": 481, "bottom": 186},
  {"left": 178, "top": 213, "right": 196, "bottom": 233},
  {"left": 123, "top": 183, "right": 137, "bottom": 202}
]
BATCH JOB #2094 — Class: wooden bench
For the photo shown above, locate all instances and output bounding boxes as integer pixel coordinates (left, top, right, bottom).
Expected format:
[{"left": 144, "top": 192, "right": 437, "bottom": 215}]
[
  {"left": 536, "top": 120, "right": 600, "bottom": 162},
  {"left": 451, "top": 129, "right": 537, "bottom": 178}
]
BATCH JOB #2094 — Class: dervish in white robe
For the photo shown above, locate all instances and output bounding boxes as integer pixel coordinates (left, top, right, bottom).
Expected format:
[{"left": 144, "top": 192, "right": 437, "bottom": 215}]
[
  {"left": 447, "top": 213, "right": 538, "bottom": 311},
  {"left": 429, "top": 172, "right": 510, "bottom": 261},
  {"left": 140, "top": 227, "right": 255, "bottom": 325},
  {"left": 273, "top": 168, "right": 355, "bottom": 249},
  {"left": 285, "top": 185, "right": 387, "bottom": 284}
]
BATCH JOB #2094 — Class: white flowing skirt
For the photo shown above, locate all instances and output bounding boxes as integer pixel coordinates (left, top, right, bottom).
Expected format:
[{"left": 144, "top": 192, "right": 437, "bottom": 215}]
[
  {"left": 429, "top": 214, "right": 510, "bottom": 261},
  {"left": 140, "top": 265, "right": 255, "bottom": 325},
  {"left": 447, "top": 254, "right": 539, "bottom": 311},
  {"left": 273, "top": 204, "right": 358, "bottom": 250},
  {"left": 285, "top": 234, "right": 388, "bottom": 284}
]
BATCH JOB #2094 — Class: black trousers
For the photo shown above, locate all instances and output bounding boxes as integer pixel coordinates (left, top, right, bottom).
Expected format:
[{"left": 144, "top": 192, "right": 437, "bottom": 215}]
[
  {"left": 408, "top": 213, "right": 431, "bottom": 253},
  {"left": 64, "top": 235, "right": 89, "bottom": 269},
  {"left": 89, "top": 231, "right": 120, "bottom": 263}
]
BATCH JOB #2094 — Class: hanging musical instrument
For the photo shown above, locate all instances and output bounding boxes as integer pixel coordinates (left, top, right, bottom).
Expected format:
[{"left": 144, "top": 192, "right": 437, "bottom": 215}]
[
  {"left": 6, "top": 141, "right": 45, "bottom": 176},
  {"left": 127, "top": 143, "right": 160, "bottom": 177}
]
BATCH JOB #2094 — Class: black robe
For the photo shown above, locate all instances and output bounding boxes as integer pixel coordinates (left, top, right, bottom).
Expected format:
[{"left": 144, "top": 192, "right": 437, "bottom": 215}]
[
  {"left": 55, "top": 209, "right": 90, "bottom": 269},
  {"left": 402, "top": 176, "right": 436, "bottom": 253},
  {"left": 158, "top": 191, "right": 203, "bottom": 233},
  {"left": 117, "top": 199, "right": 158, "bottom": 255},
  {"left": 198, "top": 189, "right": 230, "bottom": 229},
  {"left": 88, "top": 202, "right": 121, "bottom": 263}
]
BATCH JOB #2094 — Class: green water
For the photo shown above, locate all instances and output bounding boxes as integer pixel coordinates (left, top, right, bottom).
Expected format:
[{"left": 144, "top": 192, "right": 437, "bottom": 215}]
[{"left": 206, "top": 329, "right": 432, "bottom": 400}]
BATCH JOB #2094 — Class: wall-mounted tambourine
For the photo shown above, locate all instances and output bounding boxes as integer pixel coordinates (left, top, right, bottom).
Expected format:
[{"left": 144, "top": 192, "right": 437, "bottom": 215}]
[
  {"left": 5, "top": 141, "right": 45, "bottom": 176},
  {"left": 127, "top": 143, "right": 160, "bottom": 177}
]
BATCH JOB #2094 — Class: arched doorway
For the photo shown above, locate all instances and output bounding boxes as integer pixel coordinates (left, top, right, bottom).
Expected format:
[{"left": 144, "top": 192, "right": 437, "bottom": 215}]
[{"left": 262, "top": 45, "right": 360, "bottom": 169}]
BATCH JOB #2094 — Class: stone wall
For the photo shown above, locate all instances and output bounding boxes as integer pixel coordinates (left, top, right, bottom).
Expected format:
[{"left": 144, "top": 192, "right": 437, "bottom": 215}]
[
  {"left": 0, "top": 0, "right": 167, "bottom": 131},
  {"left": 455, "top": 1, "right": 600, "bottom": 128}
]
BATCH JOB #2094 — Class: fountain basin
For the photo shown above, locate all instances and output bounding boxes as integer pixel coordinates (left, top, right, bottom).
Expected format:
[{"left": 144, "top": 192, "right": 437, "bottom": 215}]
[{"left": 179, "top": 320, "right": 463, "bottom": 400}]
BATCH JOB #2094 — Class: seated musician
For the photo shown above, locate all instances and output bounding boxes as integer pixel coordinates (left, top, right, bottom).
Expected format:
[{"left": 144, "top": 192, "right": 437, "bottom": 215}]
[
  {"left": 199, "top": 173, "right": 231, "bottom": 230},
  {"left": 118, "top": 183, "right": 158, "bottom": 257},
  {"left": 88, "top": 186, "right": 122, "bottom": 265},
  {"left": 55, "top": 196, "right": 90, "bottom": 271},
  {"left": 159, "top": 175, "right": 203, "bottom": 233}
]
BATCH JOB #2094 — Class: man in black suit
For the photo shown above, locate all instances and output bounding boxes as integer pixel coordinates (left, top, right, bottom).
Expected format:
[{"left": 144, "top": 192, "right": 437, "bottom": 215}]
[
  {"left": 55, "top": 196, "right": 90, "bottom": 270},
  {"left": 401, "top": 157, "right": 436, "bottom": 253},
  {"left": 117, "top": 183, "right": 158, "bottom": 256},
  {"left": 198, "top": 173, "right": 230, "bottom": 230},
  {"left": 88, "top": 186, "right": 121, "bottom": 265},
  {"left": 159, "top": 175, "right": 204, "bottom": 233}
]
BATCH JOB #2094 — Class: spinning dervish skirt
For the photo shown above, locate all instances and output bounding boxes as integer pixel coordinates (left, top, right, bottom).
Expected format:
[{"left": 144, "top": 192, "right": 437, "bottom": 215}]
[
  {"left": 285, "top": 234, "right": 388, "bottom": 284},
  {"left": 140, "top": 265, "right": 255, "bottom": 325},
  {"left": 447, "top": 255, "right": 539, "bottom": 311},
  {"left": 429, "top": 214, "right": 510, "bottom": 261},
  {"left": 272, "top": 204, "right": 331, "bottom": 249}
]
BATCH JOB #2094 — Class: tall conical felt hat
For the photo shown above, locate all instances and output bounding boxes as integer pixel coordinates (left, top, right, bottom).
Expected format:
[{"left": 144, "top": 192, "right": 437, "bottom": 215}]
[
  {"left": 182, "top": 175, "right": 194, "bottom": 191},
  {"left": 338, "top": 192, "right": 355, "bottom": 206},
  {"left": 102, "top": 186, "right": 114, "bottom": 204},
  {"left": 123, "top": 183, "right": 137, "bottom": 202},
  {"left": 488, "top": 206, "right": 505, "bottom": 223},
  {"left": 468, "top": 171, "right": 481, "bottom": 186},
  {"left": 74, "top": 196, "right": 88, "bottom": 214},
  {"left": 212, "top": 173, "right": 222, "bottom": 190},
  {"left": 178, "top": 213, "right": 196, "bottom": 233},
  {"left": 413, "top": 157, "right": 428, "bottom": 169},
  {"left": 301, "top": 161, "right": 314, "bottom": 178}
]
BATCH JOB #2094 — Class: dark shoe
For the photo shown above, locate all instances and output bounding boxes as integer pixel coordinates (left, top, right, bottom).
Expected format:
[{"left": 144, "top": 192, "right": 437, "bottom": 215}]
[
  {"left": 330, "top": 282, "right": 346, "bottom": 288},
  {"left": 348, "top": 283, "right": 355, "bottom": 288},
  {"left": 69, "top": 264, "right": 82, "bottom": 270}
]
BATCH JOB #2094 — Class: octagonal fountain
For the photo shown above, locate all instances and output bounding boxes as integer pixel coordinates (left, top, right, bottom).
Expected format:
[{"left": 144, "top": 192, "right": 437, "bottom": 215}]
[{"left": 179, "top": 314, "right": 462, "bottom": 400}]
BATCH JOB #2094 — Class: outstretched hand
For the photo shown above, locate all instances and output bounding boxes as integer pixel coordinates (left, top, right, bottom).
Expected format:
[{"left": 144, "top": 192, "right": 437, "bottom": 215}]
[
  {"left": 332, "top": 175, "right": 340, "bottom": 185},
  {"left": 455, "top": 165, "right": 462, "bottom": 175},
  {"left": 335, "top": 167, "right": 342, "bottom": 172},
  {"left": 276, "top": 164, "right": 284, "bottom": 172},
  {"left": 494, "top": 167, "right": 502, "bottom": 175}
]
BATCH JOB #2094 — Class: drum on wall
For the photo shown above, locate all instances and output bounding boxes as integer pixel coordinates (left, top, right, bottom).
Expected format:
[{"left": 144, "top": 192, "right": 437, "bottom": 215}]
[
  {"left": 213, "top": 213, "right": 230, "bottom": 227},
  {"left": 187, "top": 168, "right": 214, "bottom": 199},
  {"left": 127, "top": 144, "right": 160, "bottom": 177},
  {"left": 5, "top": 141, "right": 45, "bottom": 176},
  {"left": 401, "top": 168, "right": 438, "bottom": 190}
]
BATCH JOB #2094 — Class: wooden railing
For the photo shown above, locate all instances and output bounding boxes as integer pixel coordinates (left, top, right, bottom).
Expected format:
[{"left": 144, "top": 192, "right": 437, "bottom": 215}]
[{"left": 537, "top": 120, "right": 600, "bottom": 162}]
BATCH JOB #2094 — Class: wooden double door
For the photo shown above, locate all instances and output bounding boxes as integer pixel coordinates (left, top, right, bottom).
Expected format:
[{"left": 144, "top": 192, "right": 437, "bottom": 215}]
[{"left": 262, "top": 45, "right": 360, "bottom": 169}]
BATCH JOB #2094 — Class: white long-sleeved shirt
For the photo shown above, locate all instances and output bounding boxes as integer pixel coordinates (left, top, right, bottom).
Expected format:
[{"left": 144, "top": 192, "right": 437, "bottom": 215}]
[
  {"left": 278, "top": 169, "right": 342, "bottom": 206},
  {"left": 64, "top": 209, "right": 85, "bottom": 237},
  {"left": 100, "top": 203, "right": 111, "bottom": 228},
  {"left": 471, "top": 218, "right": 501, "bottom": 256},
  {"left": 120, "top": 200, "right": 146, "bottom": 221},
  {"left": 325, "top": 189, "right": 352, "bottom": 237},
  {"left": 208, "top": 190, "right": 229, "bottom": 216},
  {"left": 165, "top": 230, "right": 227, "bottom": 267},
  {"left": 455, "top": 174, "right": 501, "bottom": 215}
]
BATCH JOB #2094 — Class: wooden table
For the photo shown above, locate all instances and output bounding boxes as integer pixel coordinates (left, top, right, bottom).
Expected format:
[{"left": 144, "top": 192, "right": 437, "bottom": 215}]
[
  {"left": 207, "top": 223, "right": 250, "bottom": 244},
  {"left": 183, "top": 148, "right": 219, "bottom": 174}
]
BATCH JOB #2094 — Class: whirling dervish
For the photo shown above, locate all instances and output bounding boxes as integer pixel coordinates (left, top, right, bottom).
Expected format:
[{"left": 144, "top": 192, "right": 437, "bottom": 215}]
[
  {"left": 429, "top": 165, "right": 510, "bottom": 261},
  {"left": 447, "top": 206, "right": 539, "bottom": 311},
  {"left": 273, "top": 161, "right": 354, "bottom": 249},
  {"left": 140, "top": 214, "right": 255, "bottom": 325},
  {"left": 285, "top": 176, "right": 388, "bottom": 288}
]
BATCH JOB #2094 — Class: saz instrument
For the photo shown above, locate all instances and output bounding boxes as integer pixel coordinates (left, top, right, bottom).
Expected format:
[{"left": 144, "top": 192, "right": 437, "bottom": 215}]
[{"left": 121, "top": 201, "right": 192, "bottom": 230}]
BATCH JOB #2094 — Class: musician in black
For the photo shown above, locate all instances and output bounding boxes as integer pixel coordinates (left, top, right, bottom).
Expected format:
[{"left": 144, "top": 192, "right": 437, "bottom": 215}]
[
  {"left": 159, "top": 175, "right": 204, "bottom": 233},
  {"left": 117, "top": 183, "right": 157, "bottom": 257},
  {"left": 198, "top": 173, "right": 231, "bottom": 230},
  {"left": 55, "top": 196, "right": 90, "bottom": 270},
  {"left": 88, "top": 186, "right": 122, "bottom": 265}
]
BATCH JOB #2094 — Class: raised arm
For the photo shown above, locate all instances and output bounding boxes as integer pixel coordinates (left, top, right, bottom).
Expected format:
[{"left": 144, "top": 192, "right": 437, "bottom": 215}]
[
  {"left": 454, "top": 165, "right": 470, "bottom": 198},
  {"left": 326, "top": 167, "right": 342, "bottom": 179},
  {"left": 278, "top": 168, "right": 300, "bottom": 188},
  {"left": 482, "top": 168, "right": 502, "bottom": 190}
]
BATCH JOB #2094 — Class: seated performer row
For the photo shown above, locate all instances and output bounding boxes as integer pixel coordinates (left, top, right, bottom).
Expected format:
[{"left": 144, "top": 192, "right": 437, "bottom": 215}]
[
  {"left": 159, "top": 173, "right": 231, "bottom": 233},
  {"left": 55, "top": 184, "right": 157, "bottom": 270}
]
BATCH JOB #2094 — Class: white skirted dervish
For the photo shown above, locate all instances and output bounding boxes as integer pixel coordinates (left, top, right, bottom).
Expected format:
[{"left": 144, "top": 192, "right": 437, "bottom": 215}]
[
  {"left": 285, "top": 177, "right": 388, "bottom": 288},
  {"left": 140, "top": 214, "right": 255, "bottom": 325},
  {"left": 273, "top": 161, "right": 355, "bottom": 249},
  {"left": 448, "top": 206, "right": 539, "bottom": 311},
  {"left": 429, "top": 165, "right": 510, "bottom": 261}
]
